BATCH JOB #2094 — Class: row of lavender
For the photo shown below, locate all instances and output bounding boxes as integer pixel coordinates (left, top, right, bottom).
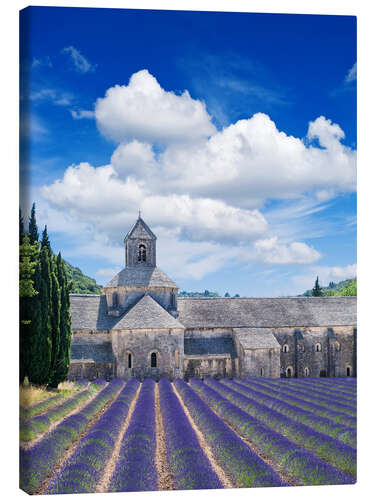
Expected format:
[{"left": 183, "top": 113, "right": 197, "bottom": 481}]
[
  {"left": 20, "top": 377, "right": 356, "bottom": 494},
  {"left": 20, "top": 380, "right": 105, "bottom": 442},
  {"left": 202, "top": 378, "right": 356, "bottom": 478},
  {"left": 219, "top": 379, "right": 356, "bottom": 447},
  {"left": 189, "top": 378, "right": 354, "bottom": 486},
  {"left": 20, "top": 379, "right": 124, "bottom": 494}
]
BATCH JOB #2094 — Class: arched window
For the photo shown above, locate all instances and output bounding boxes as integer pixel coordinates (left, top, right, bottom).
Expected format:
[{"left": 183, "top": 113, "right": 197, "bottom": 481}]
[
  {"left": 127, "top": 352, "right": 132, "bottom": 369},
  {"left": 335, "top": 341, "right": 341, "bottom": 351},
  {"left": 286, "top": 366, "right": 293, "bottom": 378},
  {"left": 315, "top": 343, "right": 322, "bottom": 352},
  {"left": 151, "top": 352, "right": 157, "bottom": 368},
  {"left": 170, "top": 291, "right": 176, "bottom": 308},
  {"left": 304, "top": 367, "right": 310, "bottom": 377},
  {"left": 260, "top": 367, "right": 264, "bottom": 376},
  {"left": 282, "top": 344, "right": 289, "bottom": 353},
  {"left": 320, "top": 369, "right": 327, "bottom": 377},
  {"left": 138, "top": 244, "right": 146, "bottom": 262},
  {"left": 112, "top": 291, "right": 118, "bottom": 308},
  {"left": 346, "top": 366, "right": 352, "bottom": 377}
]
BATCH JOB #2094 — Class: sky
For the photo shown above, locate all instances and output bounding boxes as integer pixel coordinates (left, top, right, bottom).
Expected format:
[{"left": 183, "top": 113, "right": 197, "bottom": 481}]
[{"left": 19, "top": 6, "right": 357, "bottom": 297}]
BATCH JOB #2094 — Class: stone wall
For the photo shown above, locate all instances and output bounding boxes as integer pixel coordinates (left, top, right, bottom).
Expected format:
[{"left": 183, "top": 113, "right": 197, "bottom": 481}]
[
  {"left": 239, "top": 348, "right": 280, "bottom": 378},
  {"left": 68, "top": 361, "right": 115, "bottom": 380},
  {"left": 105, "top": 286, "right": 178, "bottom": 315},
  {"left": 272, "top": 326, "right": 356, "bottom": 378},
  {"left": 111, "top": 328, "right": 184, "bottom": 380},
  {"left": 183, "top": 355, "right": 237, "bottom": 380}
]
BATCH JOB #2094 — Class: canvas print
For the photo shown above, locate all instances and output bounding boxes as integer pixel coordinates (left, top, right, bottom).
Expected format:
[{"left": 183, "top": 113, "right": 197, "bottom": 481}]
[{"left": 19, "top": 6, "right": 357, "bottom": 495}]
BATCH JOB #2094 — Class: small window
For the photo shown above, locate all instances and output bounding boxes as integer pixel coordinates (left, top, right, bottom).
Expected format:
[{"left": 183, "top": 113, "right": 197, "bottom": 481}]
[
  {"left": 112, "top": 291, "right": 118, "bottom": 308},
  {"left": 315, "top": 343, "right": 322, "bottom": 352},
  {"left": 346, "top": 366, "right": 352, "bottom": 377},
  {"left": 320, "top": 369, "right": 327, "bottom": 377},
  {"left": 138, "top": 244, "right": 146, "bottom": 262},
  {"left": 335, "top": 341, "right": 341, "bottom": 351},
  {"left": 127, "top": 353, "right": 132, "bottom": 369},
  {"left": 151, "top": 352, "right": 157, "bottom": 368},
  {"left": 286, "top": 366, "right": 293, "bottom": 378},
  {"left": 299, "top": 343, "right": 305, "bottom": 352},
  {"left": 260, "top": 368, "right": 264, "bottom": 376},
  {"left": 304, "top": 367, "right": 309, "bottom": 377},
  {"left": 282, "top": 344, "right": 289, "bottom": 353}
]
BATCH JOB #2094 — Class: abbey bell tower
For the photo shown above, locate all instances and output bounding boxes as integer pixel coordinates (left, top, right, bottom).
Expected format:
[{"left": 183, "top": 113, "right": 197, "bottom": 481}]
[{"left": 124, "top": 214, "right": 157, "bottom": 268}]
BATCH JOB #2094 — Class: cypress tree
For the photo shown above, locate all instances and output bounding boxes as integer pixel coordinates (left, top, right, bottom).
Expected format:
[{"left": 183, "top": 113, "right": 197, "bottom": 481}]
[
  {"left": 19, "top": 234, "right": 39, "bottom": 383},
  {"left": 312, "top": 276, "right": 323, "bottom": 297},
  {"left": 28, "top": 203, "right": 39, "bottom": 245},
  {"left": 29, "top": 244, "right": 52, "bottom": 384},
  {"left": 49, "top": 253, "right": 72, "bottom": 388},
  {"left": 19, "top": 208, "right": 24, "bottom": 245},
  {"left": 48, "top": 255, "right": 61, "bottom": 388}
]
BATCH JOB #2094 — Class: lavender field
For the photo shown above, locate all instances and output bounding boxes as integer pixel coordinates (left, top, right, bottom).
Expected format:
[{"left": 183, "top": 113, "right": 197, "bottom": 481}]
[{"left": 20, "top": 377, "right": 356, "bottom": 494}]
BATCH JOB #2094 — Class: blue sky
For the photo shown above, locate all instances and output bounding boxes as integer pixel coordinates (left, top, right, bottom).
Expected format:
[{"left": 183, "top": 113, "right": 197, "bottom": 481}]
[{"left": 20, "top": 6, "right": 357, "bottom": 296}]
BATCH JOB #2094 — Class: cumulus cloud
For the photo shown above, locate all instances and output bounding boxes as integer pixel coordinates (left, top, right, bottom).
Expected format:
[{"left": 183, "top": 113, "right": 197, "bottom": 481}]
[
  {"left": 345, "top": 62, "right": 357, "bottom": 83},
  {"left": 253, "top": 237, "right": 320, "bottom": 264},
  {"left": 40, "top": 70, "right": 356, "bottom": 280},
  {"left": 62, "top": 46, "right": 97, "bottom": 74},
  {"left": 95, "top": 69, "right": 216, "bottom": 144}
]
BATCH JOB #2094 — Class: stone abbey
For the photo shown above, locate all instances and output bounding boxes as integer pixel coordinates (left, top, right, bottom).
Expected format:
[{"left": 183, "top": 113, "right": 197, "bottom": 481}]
[{"left": 69, "top": 216, "right": 357, "bottom": 380}]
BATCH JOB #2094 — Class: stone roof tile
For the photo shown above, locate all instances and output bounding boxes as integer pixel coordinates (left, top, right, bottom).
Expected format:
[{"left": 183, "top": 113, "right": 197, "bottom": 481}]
[
  {"left": 233, "top": 328, "right": 281, "bottom": 349},
  {"left": 104, "top": 266, "right": 178, "bottom": 288}
]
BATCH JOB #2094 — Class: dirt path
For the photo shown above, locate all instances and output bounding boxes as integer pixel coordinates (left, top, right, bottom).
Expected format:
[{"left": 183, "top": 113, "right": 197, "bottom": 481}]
[
  {"left": 192, "top": 384, "right": 298, "bottom": 487},
  {"left": 154, "top": 383, "right": 175, "bottom": 491},
  {"left": 96, "top": 383, "right": 142, "bottom": 493},
  {"left": 20, "top": 384, "right": 108, "bottom": 451},
  {"left": 171, "top": 382, "right": 234, "bottom": 489},
  {"left": 36, "top": 382, "right": 124, "bottom": 495}
]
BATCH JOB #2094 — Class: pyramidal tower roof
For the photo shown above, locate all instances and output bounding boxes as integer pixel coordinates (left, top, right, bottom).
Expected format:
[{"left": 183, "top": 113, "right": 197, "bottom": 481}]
[{"left": 124, "top": 214, "right": 156, "bottom": 241}]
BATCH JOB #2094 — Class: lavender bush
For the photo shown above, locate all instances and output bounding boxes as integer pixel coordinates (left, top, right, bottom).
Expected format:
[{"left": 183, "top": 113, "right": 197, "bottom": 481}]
[
  {"left": 204, "top": 378, "right": 356, "bottom": 478},
  {"left": 222, "top": 379, "right": 356, "bottom": 446},
  {"left": 46, "top": 379, "right": 140, "bottom": 494},
  {"left": 190, "top": 378, "right": 354, "bottom": 486},
  {"left": 249, "top": 378, "right": 356, "bottom": 413},
  {"left": 20, "top": 378, "right": 124, "bottom": 494},
  {"left": 159, "top": 378, "right": 222, "bottom": 490},
  {"left": 174, "top": 379, "right": 285, "bottom": 488},
  {"left": 20, "top": 384, "right": 101, "bottom": 442},
  {"left": 109, "top": 378, "right": 158, "bottom": 492},
  {"left": 228, "top": 379, "right": 356, "bottom": 443}
]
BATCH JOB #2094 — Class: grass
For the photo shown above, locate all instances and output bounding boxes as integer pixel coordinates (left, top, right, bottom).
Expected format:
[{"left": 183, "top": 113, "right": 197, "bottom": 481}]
[{"left": 20, "top": 378, "right": 82, "bottom": 408}]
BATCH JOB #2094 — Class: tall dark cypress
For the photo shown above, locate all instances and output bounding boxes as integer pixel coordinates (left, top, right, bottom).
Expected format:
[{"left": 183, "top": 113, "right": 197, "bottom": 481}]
[
  {"left": 48, "top": 255, "right": 61, "bottom": 387},
  {"left": 28, "top": 203, "right": 39, "bottom": 245},
  {"left": 19, "top": 208, "right": 24, "bottom": 245},
  {"left": 29, "top": 242, "right": 52, "bottom": 384},
  {"left": 49, "top": 253, "right": 72, "bottom": 387},
  {"left": 19, "top": 233, "right": 39, "bottom": 383}
]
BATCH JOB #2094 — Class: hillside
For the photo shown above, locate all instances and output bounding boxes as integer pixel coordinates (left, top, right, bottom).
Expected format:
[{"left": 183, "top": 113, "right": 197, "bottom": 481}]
[
  {"left": 300, "top": 278, "right": 357, "bottom": 297},
  {"left": 63, "top": 260, "right": 102, "bottom": 295}
]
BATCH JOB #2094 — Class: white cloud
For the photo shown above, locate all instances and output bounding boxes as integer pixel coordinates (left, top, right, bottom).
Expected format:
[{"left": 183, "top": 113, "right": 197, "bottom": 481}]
[
  {"left": 345, "top": 62, "right": 357, "bottom": 83},
  {"left": 61, "top": 46, "right": 97, "bottom": 74},
  {"left": 39, "top": 70, "right": 356, "bottom": 281},
  {"left": 293, "top": 264, "right": 357, "bottom": 290},
  {"left": 70, "top": 109, "right": 95, "bottom": 119},
  {"left": 30, "top": 88, "right": 73, "bottom": 107},
  {"left": 95, "top": 69, "right": 216, "bottom": 144},
  {"left": 253, "top": 237, "right": 321, "bottom": 264}
]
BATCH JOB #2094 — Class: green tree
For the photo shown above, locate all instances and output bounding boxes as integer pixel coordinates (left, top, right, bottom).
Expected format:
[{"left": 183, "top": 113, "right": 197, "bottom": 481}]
[
  {"left": 312, "top": 276, "right": 323, "bottom": 297},
  {"left": 19, "top": 234, "right": 39, "bottom": 383},
  {"left": 29, "top": 243, "right": 52, "bottom": 385},
  {"left": 19, "top": 208, "right": 24, "bottom": 245},
  {"left": 28, "top": 202, "right": 39, "bottom": 245},
  {"left": 49, "top": 253, "right": 72, "bottom": 388}
]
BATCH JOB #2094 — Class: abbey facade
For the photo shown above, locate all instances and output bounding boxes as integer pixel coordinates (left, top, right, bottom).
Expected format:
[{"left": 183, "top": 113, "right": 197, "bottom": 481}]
[{"left": 69, "top": 216, "right": 357, "bottom": 380}]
